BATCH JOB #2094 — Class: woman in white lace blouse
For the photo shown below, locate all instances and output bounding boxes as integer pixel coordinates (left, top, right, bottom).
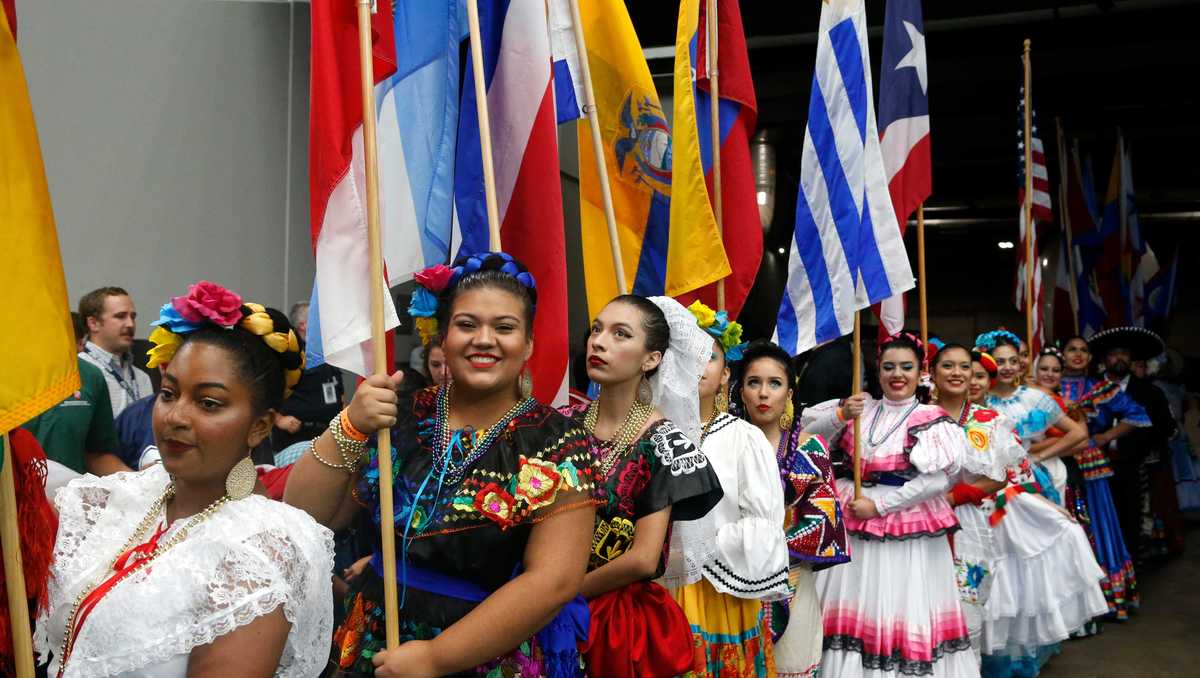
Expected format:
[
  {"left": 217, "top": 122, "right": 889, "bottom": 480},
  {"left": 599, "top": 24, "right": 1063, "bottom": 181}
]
[{"left": 37, "top": 283, "right": 339, "bottom": 677}]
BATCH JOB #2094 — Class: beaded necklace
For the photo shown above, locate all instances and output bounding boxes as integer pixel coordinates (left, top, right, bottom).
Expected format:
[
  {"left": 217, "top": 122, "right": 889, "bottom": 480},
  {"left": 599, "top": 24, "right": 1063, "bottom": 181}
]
[
  {"left": 429, "top": 384, "right": 536, "bottom": 486},
  {"left": 866, "top": 399, "right": 921, "bottom": 447},
  {"left": 584, "top": 398, "right": 654, "bottom": 478},
  {"left": 57, "top": 484, "right": 232, "bottom": 677}
]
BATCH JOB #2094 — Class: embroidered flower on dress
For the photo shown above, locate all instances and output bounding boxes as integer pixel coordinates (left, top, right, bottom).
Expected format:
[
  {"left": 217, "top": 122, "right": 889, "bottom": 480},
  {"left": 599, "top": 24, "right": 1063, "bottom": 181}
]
[
  {"left": 516, "top": 456, "right": 561, "bottom": 510},
  {"left": 474, "top": 484, "right": 517, "bottom": 529},
  {"left": 966, "top": 427, "right": 990, "bottom": 451},
  {"left": 613, "top": 457, "right": 650, "bottom": 517},
  {"left": 172, "top": 281, "right": 244, "bottom": 327},
  {"left": 972, "top": 409, "right": 998, "bottom": 423}
]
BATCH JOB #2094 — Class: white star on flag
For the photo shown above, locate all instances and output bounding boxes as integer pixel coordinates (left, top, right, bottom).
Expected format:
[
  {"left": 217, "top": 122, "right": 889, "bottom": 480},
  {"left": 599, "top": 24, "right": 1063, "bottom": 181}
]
[{"left": 894, "top": 20, "right": 927, "bottom": 94}]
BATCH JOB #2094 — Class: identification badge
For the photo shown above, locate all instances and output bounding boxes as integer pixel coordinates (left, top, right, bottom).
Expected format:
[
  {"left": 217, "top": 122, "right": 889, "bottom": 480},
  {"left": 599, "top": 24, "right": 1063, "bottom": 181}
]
[{"left": 322, "top": 380, "right": 338, "bottom": 405}]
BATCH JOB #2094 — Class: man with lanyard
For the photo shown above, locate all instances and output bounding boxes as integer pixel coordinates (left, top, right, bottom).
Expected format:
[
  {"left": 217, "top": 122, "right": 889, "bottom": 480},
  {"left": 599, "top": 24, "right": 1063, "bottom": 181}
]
[
  {"left": 1087, "top": 326, "right": 1179, "bottom": 563},
  {"left": 77, "top": 286, "right": 153, "bottom": 419}
]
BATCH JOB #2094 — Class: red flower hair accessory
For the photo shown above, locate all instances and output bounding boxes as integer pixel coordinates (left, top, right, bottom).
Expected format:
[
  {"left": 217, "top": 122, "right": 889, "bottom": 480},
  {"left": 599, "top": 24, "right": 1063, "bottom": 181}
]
[
  {"left": 172, "top": 281, "right": 243, "bottom": 327},
  {"left": 414, "top": 264, "right": 455, "bottom": 294}
]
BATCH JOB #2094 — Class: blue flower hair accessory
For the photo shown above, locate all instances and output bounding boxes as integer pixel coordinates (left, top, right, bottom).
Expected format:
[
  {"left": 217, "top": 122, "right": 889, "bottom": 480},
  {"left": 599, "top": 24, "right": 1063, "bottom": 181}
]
[
  {"left": 686, "top": 300, "right": 747, "bottom": 361},
  {"left": 974, "top": 329, "right": 1022, "bottom": 352}
]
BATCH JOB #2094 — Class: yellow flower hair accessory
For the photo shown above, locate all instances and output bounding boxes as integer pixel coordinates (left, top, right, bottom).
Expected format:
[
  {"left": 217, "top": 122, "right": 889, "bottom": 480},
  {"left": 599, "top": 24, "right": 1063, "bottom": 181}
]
[
  {"left": 686, "top": 300, "right": 747, "bottom": 361},
  {"left": 415, "top": 316, "right": 439, "bottom": 345},
  {"left": 146, "top": 326, "right": 182, "bottom": 368}
]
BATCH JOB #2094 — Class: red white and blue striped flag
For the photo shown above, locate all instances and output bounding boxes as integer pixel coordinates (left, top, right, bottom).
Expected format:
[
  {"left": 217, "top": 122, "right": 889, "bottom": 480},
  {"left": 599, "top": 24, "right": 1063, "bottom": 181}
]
[
  {"left": 1015, "top": 88, "right": 1052, "bottom": 352},
  {"left": 876, "top": 0, "right": 931, "bottom": 336},
  {"left": 453, "top": 0, "right": 569, "bottom": 406}
]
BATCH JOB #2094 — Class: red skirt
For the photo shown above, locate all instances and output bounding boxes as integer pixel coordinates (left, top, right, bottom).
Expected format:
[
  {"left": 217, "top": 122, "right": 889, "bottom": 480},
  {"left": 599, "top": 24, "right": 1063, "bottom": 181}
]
[{"left": 581, "top": 580, "right": 694, "bottom": 678}]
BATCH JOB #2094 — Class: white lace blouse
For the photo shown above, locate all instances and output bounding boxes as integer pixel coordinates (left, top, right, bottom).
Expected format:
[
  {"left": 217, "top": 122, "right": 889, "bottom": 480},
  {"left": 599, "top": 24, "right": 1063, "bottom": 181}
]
[
  {"left": 660, "top": 414, "right": 790, "bottom": 600},
  {"left": 36, "top": 465, "right": 334, "bottom": 678}
]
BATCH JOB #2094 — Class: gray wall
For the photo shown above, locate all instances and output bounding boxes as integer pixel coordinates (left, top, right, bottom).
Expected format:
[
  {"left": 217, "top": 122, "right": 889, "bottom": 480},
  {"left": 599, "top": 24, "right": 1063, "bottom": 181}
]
[{"left": 20, "top": 0, "right": 313, "bottom": 335}]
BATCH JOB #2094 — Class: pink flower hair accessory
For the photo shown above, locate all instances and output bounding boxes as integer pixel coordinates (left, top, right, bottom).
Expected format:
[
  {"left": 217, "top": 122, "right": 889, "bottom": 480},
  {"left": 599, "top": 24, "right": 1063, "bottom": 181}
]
[
  {"left": 172, "top": 280, "right": 244, "bottom": 327},
  {"left": 414, "top": 264, "right": 454, "bottom": 294}
]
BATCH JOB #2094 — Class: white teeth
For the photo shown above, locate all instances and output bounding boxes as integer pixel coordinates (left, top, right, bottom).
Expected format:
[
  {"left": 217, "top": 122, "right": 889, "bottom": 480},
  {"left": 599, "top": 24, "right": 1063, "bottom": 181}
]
[{"left": 470, "top": 356, "right": 498, "bottom": 364}]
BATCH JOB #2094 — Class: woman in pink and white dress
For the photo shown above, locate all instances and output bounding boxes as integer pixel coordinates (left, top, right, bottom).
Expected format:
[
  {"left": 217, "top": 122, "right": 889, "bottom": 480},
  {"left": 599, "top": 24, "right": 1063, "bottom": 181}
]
[{"left": 802, "top": 333, "right": 977, "bottom": 678}]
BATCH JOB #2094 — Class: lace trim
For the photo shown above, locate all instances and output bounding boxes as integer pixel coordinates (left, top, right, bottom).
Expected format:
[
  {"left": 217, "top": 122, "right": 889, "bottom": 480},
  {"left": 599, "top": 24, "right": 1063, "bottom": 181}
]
[{"left": 824, "top": 633, "right": 973, "bottom": 676}]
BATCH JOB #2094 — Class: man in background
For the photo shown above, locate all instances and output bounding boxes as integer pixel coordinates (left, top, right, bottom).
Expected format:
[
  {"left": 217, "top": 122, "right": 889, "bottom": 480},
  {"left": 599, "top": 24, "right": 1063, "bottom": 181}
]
[{"left": 77, "top": 286, "right": 152, "bottom": 418}]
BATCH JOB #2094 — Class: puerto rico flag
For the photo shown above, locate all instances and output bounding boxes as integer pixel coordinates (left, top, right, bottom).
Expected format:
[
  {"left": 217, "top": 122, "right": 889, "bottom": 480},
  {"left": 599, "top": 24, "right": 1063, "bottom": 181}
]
[
  {"left": 453, "top": 0, "right": 569, "bottom": 406},
  {"left": 876, "top": 0, "right": 930, "bottom": 337}
]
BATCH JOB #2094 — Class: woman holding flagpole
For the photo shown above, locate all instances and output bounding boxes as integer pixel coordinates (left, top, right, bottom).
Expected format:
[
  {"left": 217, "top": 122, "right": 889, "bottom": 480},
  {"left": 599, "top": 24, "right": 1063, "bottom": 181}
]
[
  {"left": 286, "top": 253, "right": 604, "bottom": 678},
  {"left": 803, "top": 332, "right": 976, "bottom": 678},
  {"left": 734, "top": 339, "right": 849, "bottom": 678},
  {"left": 562, "top": 295, "right": 723, "bottom": 678}
]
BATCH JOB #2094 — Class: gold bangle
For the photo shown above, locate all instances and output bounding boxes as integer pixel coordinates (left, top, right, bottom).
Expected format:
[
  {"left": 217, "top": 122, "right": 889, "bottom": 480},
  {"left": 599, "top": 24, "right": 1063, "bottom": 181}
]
[
  {"left": 328, "top": 413, "right": 367, "bottom": 471},
  {"left": 309, "top": 439, "right": 353, "bottom": 472}
]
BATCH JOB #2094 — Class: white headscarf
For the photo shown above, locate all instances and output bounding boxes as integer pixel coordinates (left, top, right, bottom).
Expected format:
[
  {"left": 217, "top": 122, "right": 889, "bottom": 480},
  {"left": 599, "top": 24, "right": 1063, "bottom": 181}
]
[{"left": 647, "top": 297, "right": 710, "bottom": 445}]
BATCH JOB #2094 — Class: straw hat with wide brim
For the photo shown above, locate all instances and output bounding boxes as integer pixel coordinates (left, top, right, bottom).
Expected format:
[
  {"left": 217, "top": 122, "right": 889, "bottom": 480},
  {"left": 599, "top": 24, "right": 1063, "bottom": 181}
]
[{"left": 1088, "top": 326, "right": 1165, "bottom": 361}]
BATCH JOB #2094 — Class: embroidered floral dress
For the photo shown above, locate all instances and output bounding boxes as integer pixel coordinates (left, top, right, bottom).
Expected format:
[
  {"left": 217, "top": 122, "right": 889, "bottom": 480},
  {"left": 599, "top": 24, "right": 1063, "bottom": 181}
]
[
  {"left": 333, "top": 387, "right": 602, "bottom": 677},
  {"left": 560, "top": 405, "right": 723, "bottom": 678},
  {"left": 984, "top": 387, "right": 1067, "bottom": 503},
  {"left": 38, "top": 465, "right": 334, "bottom": 678},
  {"left": 803, "top": 396, "right": 977, "bottom": 678},
  {"left": 664, "top": 413, "right": 790, "bottom": 678},
  {"left": 942, "top": 403, "right": 1107, "bottom": 678},
  {"left": 772, "top": 431, "right": 849, "bottom": 678},
  {"left": 1057, "top": 375, "right": 1150, "bottom": 619}
]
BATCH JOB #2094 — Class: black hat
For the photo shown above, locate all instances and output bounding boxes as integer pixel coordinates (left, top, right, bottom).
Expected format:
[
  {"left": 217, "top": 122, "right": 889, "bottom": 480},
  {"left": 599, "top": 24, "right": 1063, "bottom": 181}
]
[{"left": 1087, "top": 326, "right": 1165, "bottom": 362}]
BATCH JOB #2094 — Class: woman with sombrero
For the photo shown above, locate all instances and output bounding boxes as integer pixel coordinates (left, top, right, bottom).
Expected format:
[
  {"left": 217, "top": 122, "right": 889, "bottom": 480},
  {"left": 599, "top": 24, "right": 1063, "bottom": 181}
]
[{"left": 1084, "top": 326, "right": 1182, "bottom": 563}]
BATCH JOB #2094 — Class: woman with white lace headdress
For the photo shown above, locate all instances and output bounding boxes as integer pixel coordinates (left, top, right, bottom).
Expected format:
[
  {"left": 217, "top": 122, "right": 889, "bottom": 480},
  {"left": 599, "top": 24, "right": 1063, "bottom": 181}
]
[
  {"left": 37, "top": 282, "right": 334, "bottom": 677},
  {"left": 561, "top": 295, "right": 724, "bottom": 678},
  {"left": 659, "top": 302, "right": 790, "bottom": 677}
]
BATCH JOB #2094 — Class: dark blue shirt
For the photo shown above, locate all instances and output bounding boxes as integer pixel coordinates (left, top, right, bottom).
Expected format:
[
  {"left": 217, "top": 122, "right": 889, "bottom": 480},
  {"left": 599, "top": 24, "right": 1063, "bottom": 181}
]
[{"left": 114, "top": 393, "right": 156, "bottom": 469}]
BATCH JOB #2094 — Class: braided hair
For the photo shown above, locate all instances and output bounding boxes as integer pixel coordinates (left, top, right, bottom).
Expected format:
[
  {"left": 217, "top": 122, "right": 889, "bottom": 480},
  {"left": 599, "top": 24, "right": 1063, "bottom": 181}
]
[{"left": 437, "top": 252, "right": 538, "bottom": 334}]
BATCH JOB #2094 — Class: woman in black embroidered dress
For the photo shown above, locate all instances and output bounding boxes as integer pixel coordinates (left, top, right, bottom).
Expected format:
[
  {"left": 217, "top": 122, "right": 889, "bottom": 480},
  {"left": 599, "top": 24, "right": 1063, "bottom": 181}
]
[
  {"left": 561, "top": 295, "right": 723, "bottom": 678},
  {"left": 285, "top": 253, "right": 601, "bottom": 678}
]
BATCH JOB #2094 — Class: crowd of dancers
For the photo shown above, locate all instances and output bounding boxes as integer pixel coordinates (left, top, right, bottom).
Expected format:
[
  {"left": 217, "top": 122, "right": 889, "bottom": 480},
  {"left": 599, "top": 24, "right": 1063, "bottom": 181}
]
[{"left": 16, "top": 251, "right": 1190, "bottom": 678}]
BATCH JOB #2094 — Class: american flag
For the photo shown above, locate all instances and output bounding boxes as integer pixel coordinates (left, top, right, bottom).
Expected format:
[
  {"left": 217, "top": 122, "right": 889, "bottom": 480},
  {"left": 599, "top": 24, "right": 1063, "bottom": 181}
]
[{"left": 1015, "top": 87, "right": 1052, "bottom": 352}]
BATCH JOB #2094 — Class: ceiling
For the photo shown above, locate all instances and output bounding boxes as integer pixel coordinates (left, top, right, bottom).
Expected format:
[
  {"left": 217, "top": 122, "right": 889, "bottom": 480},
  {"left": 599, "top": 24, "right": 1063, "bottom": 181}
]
[{"left": 626, "top": 0, "right": 1200, "bottom": 341}]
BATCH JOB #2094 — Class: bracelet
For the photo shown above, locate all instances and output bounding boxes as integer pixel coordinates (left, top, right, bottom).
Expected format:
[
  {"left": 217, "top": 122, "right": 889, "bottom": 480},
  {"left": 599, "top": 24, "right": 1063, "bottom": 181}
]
[
  {"left": 309, "top": 439, "right": 354, "bottom": 472},
  {"left": 836, "top": 406, "right": 847, "bottom": 423},
  {"left": 329, "top": 412, "right": 368, "bottom": 472},
  {"left": 340, "top": 409, "right": 369, "bottom": 442}
]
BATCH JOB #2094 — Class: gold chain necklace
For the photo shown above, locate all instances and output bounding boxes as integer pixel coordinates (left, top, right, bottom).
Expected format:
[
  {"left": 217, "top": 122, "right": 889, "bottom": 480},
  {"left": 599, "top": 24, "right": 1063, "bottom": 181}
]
[
  {"left": 699, "top": 409, "right": 722, "bottom": 445},
  {"left": 57, "top": 484, "right": 234, "bottom": 676},
  {"left": 584, "top": 398, "right": 654, "bottom": 477}
]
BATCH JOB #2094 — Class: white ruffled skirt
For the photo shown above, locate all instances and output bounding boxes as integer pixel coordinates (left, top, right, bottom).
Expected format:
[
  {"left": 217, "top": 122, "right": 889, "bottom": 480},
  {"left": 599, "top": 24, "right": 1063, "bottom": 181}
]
[
  {"left": 981, "top": 491, "right": 1109, "bottom": 656},
  {"left": 815, "top": 531, "right": 978, "bottom": 677}
]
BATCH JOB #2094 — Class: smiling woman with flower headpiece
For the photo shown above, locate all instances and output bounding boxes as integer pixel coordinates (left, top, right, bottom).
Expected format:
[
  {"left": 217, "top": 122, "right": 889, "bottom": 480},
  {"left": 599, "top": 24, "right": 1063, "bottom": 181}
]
[
  {"left": 37, "top": 281, "right": 334, "bottom": 678},
  {"left": 285, "top": 252, "right": 602, "bottom": 678}
]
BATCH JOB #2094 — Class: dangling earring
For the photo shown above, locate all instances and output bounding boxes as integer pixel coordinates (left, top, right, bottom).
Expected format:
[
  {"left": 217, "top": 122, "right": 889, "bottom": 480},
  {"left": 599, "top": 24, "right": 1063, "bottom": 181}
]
[
  {"left": 778, "top": 400, "right": 795, "bottom": 432},
  {"left": 637, "top": 374, "right": 653, "bottom": 405},
  {"left": 519, "top": 369, "right": 533, "bottom": 399},
  {"left": 715, "top": 389, "right": 729, "bottom": 414},
  {"left": 225, "top": 455, "right": 257, "bottom": 500}
]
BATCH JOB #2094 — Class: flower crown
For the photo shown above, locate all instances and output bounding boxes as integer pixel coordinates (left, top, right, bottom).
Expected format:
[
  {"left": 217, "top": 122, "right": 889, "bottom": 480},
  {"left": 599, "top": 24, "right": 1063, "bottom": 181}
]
[
  {"left": 146, "top": 281, "right": 304, "bottom": 397},
  {"left": 686, "top": 300, "right": 746, "bottom": 361},
  {"left": 974, "top": 329, "right": 1022, "bottom": 353},
  {"left": 972, "top": 350, "right": 999, "bottom": 386},
  {"left": 408, "top": 252, "right": 538, "bottom": 345}
]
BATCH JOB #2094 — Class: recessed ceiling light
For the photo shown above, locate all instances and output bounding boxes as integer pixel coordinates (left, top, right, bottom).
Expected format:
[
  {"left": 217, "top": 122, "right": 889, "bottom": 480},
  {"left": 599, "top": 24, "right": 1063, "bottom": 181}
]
[{"left": 997, "top": 241, "right": 1014, "bottom": 249}]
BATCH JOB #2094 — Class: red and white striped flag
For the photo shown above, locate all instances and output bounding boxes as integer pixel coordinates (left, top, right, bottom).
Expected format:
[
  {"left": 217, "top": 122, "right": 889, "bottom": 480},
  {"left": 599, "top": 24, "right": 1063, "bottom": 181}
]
[{"left": 1015, "top": 88, "right": 1051, "bottom": 352}]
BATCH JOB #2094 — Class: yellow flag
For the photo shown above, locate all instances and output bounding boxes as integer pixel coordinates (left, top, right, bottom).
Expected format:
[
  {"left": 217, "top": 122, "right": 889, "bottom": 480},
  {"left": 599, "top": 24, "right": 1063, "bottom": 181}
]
[
  {"left": 0, "top": 11, "right": 80, "bottom": 432},
  {"left": 576, "top": 0, "right": 729, "bottom": 319}
]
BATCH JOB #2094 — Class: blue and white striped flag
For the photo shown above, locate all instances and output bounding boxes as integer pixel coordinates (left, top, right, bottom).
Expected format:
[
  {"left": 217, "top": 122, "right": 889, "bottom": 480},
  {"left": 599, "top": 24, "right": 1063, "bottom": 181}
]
[{"left": 774, "top": 0, "right": 914, "bottom": 355}]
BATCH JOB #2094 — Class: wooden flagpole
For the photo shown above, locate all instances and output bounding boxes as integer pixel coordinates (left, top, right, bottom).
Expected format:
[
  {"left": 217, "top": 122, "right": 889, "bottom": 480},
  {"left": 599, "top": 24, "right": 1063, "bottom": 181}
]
[
  {"left": 917, "top": 204, "right": 928, "bottom": 348},
  {"left": 1022, "top": 39, "right": 1035, "bottom": 372},
  {"left": 466, "top": 0, "right": 502, "bottom": 252},
  {"left": 706, "top": 0, "right": 726, "bottom": 311},
  {"left": 0, "top": 432, "right": 34, "bottom": 678},
  {"left": 852, "top": 313, "right": 863, "bottom": 500},
  {"left": 355, "top": 0, "right": 399, "bottom": 650},
  {"left": 568, "top": 0, "right": 627, "bottom": 295},
  {"left": 1056, "top": 117, "right": 1081, "bottom": 334}
]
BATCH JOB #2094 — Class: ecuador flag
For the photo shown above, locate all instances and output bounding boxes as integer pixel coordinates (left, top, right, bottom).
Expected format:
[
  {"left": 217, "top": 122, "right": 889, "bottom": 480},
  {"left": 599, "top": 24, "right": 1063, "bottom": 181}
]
[
  {"left": 0, "top": 8, "right": 79, "bottom": 432},
  {"left": 576, "top": 0, "right": 729, "bottom": 319}
]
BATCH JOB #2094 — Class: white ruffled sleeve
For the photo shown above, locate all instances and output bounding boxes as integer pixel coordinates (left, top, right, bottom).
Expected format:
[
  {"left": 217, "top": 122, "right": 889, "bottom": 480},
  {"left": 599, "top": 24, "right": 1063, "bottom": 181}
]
[
  {"left": 874, "top": 417, "right": 964, "bottom": 515},
  {"left": 960, "top": 412, "right": 1027, "bottom": 482},
  {"left": 800, "top": 397, "right": 847, "bottom": 441},
  {"left": 708, "top": 423, "right": 790, "bottom": 601}
]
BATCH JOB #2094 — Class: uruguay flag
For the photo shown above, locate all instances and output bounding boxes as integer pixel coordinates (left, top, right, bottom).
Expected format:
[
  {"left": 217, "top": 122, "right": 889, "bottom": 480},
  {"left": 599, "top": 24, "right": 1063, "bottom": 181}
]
[
  {"left": 876, "top": 0, "right": 931, "bottom": 336},
  {"left": 453, "top": 0, "right": 569, "bottom": 406},
  {"left": 774, "top": 0, "right": 914, "bottom": 356}
]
